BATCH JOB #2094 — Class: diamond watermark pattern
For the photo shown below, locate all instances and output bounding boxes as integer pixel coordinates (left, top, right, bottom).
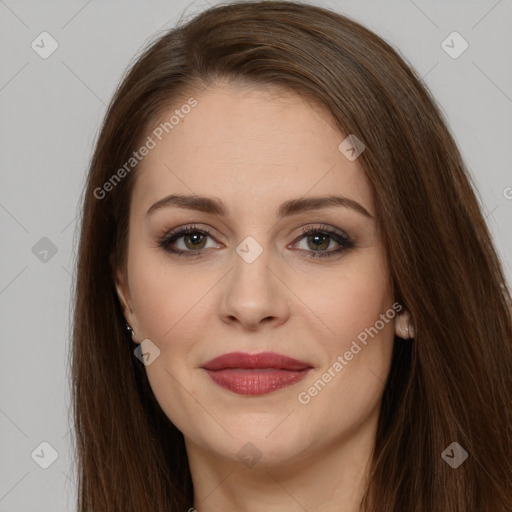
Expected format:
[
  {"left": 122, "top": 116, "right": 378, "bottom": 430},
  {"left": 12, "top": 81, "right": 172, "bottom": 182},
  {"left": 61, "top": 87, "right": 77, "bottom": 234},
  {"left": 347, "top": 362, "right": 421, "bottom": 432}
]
[
  {"left": 237, "top": 442, "right": 262, "bottom": 468},
  {"left": 32, "top": 237, "right": 58, "bottom": 263},
  {"left": 31, "top": 32, "right": 59, "bottom": 59},
  {"left": 338, "top": 134, "right": 365, "bottom": 161},
  {"left": 441, "top": 31, "right": 468, "bottom": 59},
  {"left": 441, "top": 442, "right": 468, "bottom": 468},
  {"left": 134, "top": 339, "right": 161, "bottom": 366},
  {"left": 31, "top": 441, "right": 59, "bottom": 469},
  {"left": 236, "top": 236, "right": 263, "bottom": 264}
]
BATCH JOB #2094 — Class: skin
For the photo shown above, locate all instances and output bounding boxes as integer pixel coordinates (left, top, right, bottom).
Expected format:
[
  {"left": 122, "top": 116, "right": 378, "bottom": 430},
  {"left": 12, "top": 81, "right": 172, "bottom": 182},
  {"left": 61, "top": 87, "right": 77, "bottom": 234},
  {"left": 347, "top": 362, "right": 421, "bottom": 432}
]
[{"left": 115, "top": 82, "right": 412, "bottom": 512}]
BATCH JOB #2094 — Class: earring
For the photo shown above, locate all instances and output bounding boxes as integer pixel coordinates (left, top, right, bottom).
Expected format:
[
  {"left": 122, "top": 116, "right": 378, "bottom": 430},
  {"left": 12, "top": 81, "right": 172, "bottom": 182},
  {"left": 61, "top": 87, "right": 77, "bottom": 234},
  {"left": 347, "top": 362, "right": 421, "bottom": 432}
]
[
  {"left": 125, "top": 322, "right": 135, "bottom": 338},
  {"left": 395, "top": 310, "right": 415, "bottom": 339}
]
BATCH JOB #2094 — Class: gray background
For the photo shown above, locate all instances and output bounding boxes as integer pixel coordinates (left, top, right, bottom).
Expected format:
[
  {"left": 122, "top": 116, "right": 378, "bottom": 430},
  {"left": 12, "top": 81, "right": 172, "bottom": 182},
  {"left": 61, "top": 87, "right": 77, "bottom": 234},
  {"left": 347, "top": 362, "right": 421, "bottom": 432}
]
[{"left": 1, "top": 0, "right": 511, "bottom": 510}]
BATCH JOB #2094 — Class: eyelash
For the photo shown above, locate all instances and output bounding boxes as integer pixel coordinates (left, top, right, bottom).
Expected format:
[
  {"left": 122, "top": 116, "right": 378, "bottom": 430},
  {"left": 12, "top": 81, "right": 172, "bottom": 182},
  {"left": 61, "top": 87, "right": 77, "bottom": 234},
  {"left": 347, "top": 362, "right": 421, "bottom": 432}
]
[{"left": 157, "top": 223, "right": 354, "bottom": 260}]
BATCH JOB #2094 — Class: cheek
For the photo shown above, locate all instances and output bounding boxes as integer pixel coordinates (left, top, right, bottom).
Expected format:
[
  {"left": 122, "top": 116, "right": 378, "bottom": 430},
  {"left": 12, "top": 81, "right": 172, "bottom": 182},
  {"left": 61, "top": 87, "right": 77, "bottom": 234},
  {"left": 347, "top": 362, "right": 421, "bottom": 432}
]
[
  {"left": 294, "top": 253, "right": 395, "bottom": 418},
  {"left": 297, "top": 255, "right": 392, "bottom": 351},
  {"left": 128, "top": 249, "right": 211, "bottom": 342},
  {"left": 126, "top": 254, "right": 209, "bottom": 430}
]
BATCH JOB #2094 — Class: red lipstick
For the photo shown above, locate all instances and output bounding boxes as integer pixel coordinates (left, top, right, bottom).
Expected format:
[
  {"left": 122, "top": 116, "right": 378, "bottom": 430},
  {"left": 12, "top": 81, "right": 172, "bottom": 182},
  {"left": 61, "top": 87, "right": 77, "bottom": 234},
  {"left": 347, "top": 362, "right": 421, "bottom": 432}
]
[{"left": 201, "top": 351, "right": 313, "bottom": 395}]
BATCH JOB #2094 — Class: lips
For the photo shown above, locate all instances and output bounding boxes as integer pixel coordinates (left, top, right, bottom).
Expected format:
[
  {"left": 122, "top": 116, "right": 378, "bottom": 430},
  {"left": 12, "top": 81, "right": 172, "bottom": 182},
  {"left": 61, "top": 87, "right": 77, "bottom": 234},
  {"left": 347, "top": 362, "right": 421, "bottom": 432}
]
[
  {"left": 201, "top": 351, "right": 312, "bottom": 371},
  {"left": 201, "top": 351, "right": 313, "bottom": 395}
]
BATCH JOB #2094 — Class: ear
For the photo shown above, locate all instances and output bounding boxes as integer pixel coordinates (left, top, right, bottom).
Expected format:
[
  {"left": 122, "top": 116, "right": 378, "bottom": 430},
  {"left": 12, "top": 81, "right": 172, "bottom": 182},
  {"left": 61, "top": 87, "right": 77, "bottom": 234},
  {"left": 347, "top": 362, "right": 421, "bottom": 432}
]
[
  {"left": 394, "top": 309, "right": 415, "bottom": 339},
  {"left": 114, "top": 265, "right": 139, "bottom": 340}
]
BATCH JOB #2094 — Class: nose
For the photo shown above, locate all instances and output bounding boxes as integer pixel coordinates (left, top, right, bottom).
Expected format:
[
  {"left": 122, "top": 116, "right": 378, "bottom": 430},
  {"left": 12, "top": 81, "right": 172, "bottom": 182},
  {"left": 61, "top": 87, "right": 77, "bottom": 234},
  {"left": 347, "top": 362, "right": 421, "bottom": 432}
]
[{"left": 218, "top": 244, "right": 291, "bottom": 331}]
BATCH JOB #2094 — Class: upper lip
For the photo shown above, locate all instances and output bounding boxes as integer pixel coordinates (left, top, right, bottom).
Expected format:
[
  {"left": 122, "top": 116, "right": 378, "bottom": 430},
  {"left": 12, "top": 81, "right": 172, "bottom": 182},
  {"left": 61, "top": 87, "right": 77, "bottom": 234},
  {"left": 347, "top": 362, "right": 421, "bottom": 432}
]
[{"left": 201, "top": 351, "right": 313, "bottom": 371}]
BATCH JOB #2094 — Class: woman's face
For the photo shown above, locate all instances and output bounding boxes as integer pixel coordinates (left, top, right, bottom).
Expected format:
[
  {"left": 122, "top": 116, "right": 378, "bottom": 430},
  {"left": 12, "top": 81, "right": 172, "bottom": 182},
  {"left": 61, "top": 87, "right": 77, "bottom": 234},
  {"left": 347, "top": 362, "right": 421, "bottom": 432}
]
[{"left": 115, "top": 83, "right": 397, "bottom": 467}]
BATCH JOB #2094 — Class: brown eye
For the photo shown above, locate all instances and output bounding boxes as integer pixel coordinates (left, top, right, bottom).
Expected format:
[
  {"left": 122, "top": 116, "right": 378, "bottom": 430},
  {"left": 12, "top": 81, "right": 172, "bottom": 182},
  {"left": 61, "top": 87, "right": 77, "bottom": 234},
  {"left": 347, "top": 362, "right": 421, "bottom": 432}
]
[
  {"left": 305, "top": 233, "right": 331, "bottom": 251},
  {"left": 158, "top": 225, "right": 219, "bottom": 257},
  {"left": 292, "top": 225, "right": 354, "bottom": 260},
  {"left": 183, "top": 232, "right": 208, "bottom": 250}
]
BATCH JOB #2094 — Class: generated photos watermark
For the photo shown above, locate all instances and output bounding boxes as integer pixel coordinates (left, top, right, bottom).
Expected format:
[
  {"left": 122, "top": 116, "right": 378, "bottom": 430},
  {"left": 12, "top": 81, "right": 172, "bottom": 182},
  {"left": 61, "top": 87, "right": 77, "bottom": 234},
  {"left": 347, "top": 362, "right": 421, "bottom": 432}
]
[
  {"left": 94, "top": 97, "right": 198, "bottom": 200},
  {"left": 297, "top": 301, "right": 403, "bottom": 405}
]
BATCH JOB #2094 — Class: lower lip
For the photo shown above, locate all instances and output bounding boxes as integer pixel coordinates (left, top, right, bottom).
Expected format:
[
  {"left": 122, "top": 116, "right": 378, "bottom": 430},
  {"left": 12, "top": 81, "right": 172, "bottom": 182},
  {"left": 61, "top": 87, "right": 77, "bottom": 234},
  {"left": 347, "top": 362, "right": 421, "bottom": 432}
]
[{"left": 203, "top": 368, "right": 311, "bottom": 395}]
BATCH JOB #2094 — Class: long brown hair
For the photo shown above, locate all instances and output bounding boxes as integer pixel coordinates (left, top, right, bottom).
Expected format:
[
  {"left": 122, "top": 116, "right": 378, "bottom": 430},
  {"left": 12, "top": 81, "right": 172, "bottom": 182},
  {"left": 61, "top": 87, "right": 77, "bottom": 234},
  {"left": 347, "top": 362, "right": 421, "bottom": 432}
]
[{"left": 71, "top": 1, "right": 512, "bottom": 510}]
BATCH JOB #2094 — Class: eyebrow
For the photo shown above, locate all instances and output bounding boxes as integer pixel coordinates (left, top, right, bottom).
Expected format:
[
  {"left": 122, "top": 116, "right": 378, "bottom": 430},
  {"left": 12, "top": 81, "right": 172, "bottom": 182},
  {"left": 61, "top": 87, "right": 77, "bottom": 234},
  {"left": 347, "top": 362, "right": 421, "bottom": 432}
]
[{"left": 146, "top": 194, "right": 373, "bottom": 219}]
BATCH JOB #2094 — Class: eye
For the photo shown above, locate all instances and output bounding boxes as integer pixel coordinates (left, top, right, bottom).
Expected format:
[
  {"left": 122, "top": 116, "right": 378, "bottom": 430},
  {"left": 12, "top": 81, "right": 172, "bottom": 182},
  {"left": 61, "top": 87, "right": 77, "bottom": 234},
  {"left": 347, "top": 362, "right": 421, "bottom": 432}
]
[
  {"left": 157, "top": 224, "right": 220, "bottom": 257},
  {"left": 290, "top": 225, "right": 354, "bottom": 259}
]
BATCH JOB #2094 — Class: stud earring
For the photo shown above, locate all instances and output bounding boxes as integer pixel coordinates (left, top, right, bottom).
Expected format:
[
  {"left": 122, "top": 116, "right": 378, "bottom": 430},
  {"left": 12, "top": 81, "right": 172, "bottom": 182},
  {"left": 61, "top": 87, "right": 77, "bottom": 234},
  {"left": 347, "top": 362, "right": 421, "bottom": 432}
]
[{"left": 125, "top": 322, "right": 135, "bottom": 338}]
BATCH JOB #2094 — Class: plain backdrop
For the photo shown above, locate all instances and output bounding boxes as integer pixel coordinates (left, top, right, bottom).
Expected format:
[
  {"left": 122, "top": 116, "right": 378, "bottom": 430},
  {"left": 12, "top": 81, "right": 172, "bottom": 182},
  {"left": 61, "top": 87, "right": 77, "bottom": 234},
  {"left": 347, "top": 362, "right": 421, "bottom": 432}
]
[{"left": 1, "top": 0, "right": 511, "bottom": 510}]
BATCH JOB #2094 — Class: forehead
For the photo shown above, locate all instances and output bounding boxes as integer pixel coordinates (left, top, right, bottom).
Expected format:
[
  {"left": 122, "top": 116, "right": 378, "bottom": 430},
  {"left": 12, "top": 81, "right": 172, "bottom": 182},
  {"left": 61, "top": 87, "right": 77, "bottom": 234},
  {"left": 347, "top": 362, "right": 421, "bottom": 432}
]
[{"left": 131, "top": 84, "right": 374, "bottom": 219}]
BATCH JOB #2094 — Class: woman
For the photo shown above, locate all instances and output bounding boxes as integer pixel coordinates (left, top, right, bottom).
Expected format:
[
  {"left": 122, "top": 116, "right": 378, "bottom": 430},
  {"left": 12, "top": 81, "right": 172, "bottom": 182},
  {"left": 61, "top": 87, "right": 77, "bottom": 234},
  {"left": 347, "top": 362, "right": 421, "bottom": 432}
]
[{"left": 71, "top": 1, "right": 512, "bottom": 510}]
